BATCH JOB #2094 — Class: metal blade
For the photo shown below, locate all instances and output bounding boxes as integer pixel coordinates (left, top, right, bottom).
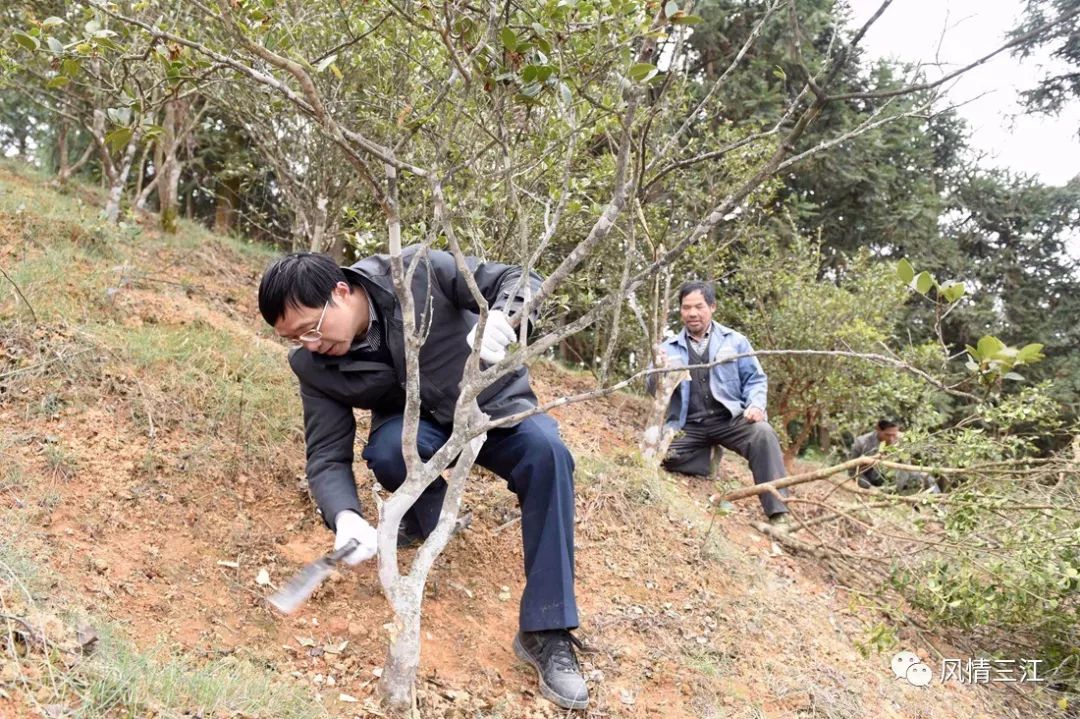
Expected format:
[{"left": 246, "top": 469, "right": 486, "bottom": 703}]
[
  {"left": 267, "top": 538, "right": 360, "bottom": 615},
  {"left": 267, "top": 559, "right": 334, "bottom": 615}
]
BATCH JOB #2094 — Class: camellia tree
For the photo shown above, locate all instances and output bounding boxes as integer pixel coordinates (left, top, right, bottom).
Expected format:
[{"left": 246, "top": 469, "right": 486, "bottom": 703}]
[{"left": 6, "top": 0, "right": 1076, "bottom": 710}]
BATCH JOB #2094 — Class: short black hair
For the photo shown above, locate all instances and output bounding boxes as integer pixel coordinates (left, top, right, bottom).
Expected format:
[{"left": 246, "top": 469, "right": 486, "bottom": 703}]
[
  {"left": 678, "top": 280, "right": 716, "bottom": 306},
  {"left": 876, "top": 418, "right": 900, "bottom": 431},
  {"left": 258, "top": 252, "right": 347, "bottom": 326}
]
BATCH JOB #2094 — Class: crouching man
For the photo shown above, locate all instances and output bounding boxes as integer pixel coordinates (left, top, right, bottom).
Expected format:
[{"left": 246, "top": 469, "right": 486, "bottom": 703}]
[{"left": 258, "top": 247, "right": 589, "bottom": 710}]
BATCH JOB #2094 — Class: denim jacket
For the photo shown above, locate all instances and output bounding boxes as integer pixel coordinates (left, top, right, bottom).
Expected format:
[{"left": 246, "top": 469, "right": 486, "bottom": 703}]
[{"left": 658, "top": 321, "right": 768, "bottom": 430}]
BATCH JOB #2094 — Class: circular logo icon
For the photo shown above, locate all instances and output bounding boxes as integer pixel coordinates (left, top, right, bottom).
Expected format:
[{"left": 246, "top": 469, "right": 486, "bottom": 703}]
[
  {"left": 905, "top": 662, "right": 933, "bottom": 687},
  {"left": 891, "top": 651, "right": 920, "bottom": 679}
]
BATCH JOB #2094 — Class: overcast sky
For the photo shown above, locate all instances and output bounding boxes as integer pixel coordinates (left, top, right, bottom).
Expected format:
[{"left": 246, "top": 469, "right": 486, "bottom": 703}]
[{"left": 847, "top": 0, "right": 1079, "bottom": 186}]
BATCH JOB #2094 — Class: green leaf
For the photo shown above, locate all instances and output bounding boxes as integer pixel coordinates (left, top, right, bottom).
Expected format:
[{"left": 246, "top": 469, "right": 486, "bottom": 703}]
[
  {"left": 914, "top": 271, "right": 935, "bottom": 294},
  {"left": 61, "top": 58, "right": 80, "bottom": 77},
  {"left": 896, "top": 258, "right": 915, "bottom": 284},
  {"left": 1016, "top": 343, "right": 1044, "bottom": 364},
  {"left": 628, "top": 62, "right": 657, "bottom": 82},
  {"left": 522, "top": 65, "right": 538, "bottom": 83},
  {"left": 772, "top": 64, "right": 787, "bottom": 81},
  {"left": 976, "top": 335, "right": 1006, "bottom": 360},
  {"left": 13, "top": 32, "right": 40, "bottom": 51},
  {"left": 499, "top": 27, "right": 517, "bottom": 51},
  {"left": 940, "top": 281, "right": 965, "bottom": 303},
  {"left": 93, "top": 36, "right": 122, "bottom": 53},
  {"left": 46, "top": 75, "right": 70, "bottom": 89},
  {"left": 671, "top": 14, "right": 703, "bottom": 25},
  {"left": 105, "top": 126, "right": 133, "bottom": 154}
]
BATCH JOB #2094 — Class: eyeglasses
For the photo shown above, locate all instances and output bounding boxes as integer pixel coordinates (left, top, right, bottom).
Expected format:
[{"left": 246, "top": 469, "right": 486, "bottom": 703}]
[{"left": 289, "top": 301, "right": 329, "bottom": 347}]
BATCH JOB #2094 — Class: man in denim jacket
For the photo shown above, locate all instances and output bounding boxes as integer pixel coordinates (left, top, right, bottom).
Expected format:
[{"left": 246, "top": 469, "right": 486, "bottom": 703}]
[{"left": 651, "top": 281, "right": 790, "bottom": 524}]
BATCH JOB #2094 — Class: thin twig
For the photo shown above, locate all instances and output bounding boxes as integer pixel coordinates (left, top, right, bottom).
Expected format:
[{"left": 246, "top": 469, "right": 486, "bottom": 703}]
[{"left": 0, "top": 267, "right": 38, "bottom": 324}]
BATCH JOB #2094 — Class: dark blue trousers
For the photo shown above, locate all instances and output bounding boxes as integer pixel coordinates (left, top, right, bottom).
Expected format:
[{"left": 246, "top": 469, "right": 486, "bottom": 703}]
[{"left": 361, "top": 412, "right": 579, "bottom": 632}]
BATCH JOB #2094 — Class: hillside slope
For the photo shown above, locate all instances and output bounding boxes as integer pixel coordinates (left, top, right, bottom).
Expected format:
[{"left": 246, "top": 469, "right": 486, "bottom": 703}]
[{"left": 0, "top": 162, "right": 1024, "bottom": 718}]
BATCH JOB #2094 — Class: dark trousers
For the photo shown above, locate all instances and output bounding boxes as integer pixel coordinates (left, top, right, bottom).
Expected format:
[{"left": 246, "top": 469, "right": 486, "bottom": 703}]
[
  {"left": 663, "top": 415, "right": 790, "bottom": 517},
  {"left": 362, "top": 412, "right": 578, "bottom": 633}
]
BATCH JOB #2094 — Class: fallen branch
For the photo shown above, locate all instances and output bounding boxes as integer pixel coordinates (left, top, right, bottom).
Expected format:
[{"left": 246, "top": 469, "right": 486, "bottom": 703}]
[
  {"left": 0, "top": 267, "right": 38, "bottom": 324},
  {"left": 719, "top": 456, "right": 1052, "bottom": 502}
]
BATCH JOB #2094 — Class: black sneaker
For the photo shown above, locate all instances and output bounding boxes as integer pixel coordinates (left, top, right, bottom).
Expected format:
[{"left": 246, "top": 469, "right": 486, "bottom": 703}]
[
  {"left": 397, "top": 511, "right": 473, "bottom": 549},
  {"left": 513, "top": 629, "right": 589, "bottom": 710}
]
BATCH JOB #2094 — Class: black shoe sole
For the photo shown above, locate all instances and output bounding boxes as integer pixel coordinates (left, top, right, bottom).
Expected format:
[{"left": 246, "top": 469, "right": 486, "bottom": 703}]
[{"left": 512, "top": 634, "right": 589, "bottom": 710}]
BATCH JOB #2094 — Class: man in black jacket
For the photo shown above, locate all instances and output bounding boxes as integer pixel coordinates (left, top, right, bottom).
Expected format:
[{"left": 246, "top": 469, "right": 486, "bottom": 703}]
[{"left": 258, "top": 246, "right": 587, "bottom": 710}]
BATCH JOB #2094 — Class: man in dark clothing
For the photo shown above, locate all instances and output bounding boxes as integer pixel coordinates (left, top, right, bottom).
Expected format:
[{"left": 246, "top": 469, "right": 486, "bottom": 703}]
[
  {"left": 848, "top": 419, "right": 901, "bottom": 488},
  {"left": 258, "top": 247, "right": 588, "bottom": 710},
  {"left": 649, "top": 281, "right": 790, "bottom": 525},
  {"left": 849, "top": 419, "right": 940, "bottom": 494}
]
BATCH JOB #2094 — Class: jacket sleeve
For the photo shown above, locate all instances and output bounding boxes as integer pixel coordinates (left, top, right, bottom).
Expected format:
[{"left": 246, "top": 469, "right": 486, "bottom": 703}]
[
  {"left": 426, "top": 248, "right": 543, "bottom": 326},
  {"left": 297, "top": 379, "right": 360, "bottom": 531},
  {"left": 735, "top": 335, "right": 768, "bottom": 411},
  {"left": 847, "top": 436, "right": 865, "bottom": 477}
]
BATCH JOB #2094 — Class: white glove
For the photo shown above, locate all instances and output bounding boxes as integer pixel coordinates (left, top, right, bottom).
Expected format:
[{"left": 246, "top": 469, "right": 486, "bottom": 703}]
[
  {"left": 465, "top": 309, "right": 516, "bottom": 363},
  {"left": 334, "top": 510, "right": 378, "bottom": 566}
]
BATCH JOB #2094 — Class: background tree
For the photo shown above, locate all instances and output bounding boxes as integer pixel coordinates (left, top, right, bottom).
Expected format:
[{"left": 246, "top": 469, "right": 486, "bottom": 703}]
[{"left": 1013, "top": 0, "right": 1080, "bottom": 119}]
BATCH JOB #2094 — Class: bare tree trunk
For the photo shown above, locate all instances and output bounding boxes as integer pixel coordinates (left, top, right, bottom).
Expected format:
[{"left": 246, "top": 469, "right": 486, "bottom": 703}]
[
  {"left": 104, "top": 128, "right": 142, "bottom": 224},
  {"left": 92, "top": 108, "right": 117, "bottom": 191},
  {"left": 378, "top": 418, "right": 487, "bottom": 709},
  {"left": 783, "top": 409, "right": 819, "bottom": 469},
  {"left": 57, "top": 134, "right": 94, "bottom": 187},
  {"left": 598, "top": 233, "right": 634, "bottom": 383},
  {"left": 307, "top": 194, "right": 328, "bottom": 252},
  {"left": 291, "top": 208, "right": 310, "bottom": 252},
  {"left": 641, "top": 346, "right": 688, "bottom": 463},
  {"left": 213, "top": 176, "right": 240, "bottom": 233},
  {"left": 325, "top": 233, "right": 348, "bottom": 263},
  {"left": 56, "top": 120, "right": 69, "bottom": 180},
  {"left": 156, "top": 98, "right": 186, "bottom": 232},
  {"left": 133, "top": 139, "right": 152, "bottom": 209},
  {"left": 379, "top": 590, "right": 422, "bottom": 708},
  {"left": 134, "top": 173, "right": 160, "bottom": 212}
]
